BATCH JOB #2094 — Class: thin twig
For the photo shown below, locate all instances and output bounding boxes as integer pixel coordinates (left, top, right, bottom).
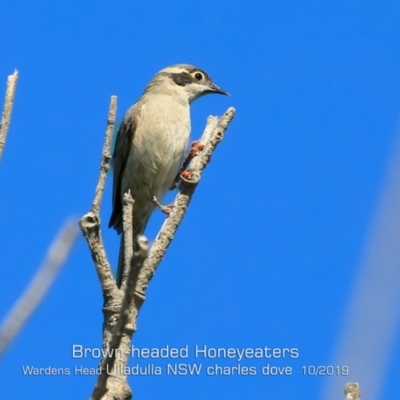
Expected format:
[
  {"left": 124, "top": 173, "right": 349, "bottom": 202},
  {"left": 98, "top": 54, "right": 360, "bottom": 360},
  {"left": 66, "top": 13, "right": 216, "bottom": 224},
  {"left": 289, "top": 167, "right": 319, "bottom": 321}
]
[
  {"left": 93, "top": 96, "right": 117, "bottom": 215},
  {"left": 0, "top": 69, "right": 19, "bottom": 161},
  {"left": 79, "top": 96, "right": 118, "bottom": 299},
  {"left": 344, "top": 383, "right": 361, "bottom": 400},
  {"left": 0, "top": 219, "right": 79, "bottom": 357}
]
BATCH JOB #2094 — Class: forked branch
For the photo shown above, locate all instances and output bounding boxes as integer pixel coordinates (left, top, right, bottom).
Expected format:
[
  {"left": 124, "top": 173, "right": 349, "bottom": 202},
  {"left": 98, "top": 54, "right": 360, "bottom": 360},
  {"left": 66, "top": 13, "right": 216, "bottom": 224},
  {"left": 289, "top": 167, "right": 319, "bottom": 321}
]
[{"left": 80, "top": 98, "right": 235, "bottom": 400}]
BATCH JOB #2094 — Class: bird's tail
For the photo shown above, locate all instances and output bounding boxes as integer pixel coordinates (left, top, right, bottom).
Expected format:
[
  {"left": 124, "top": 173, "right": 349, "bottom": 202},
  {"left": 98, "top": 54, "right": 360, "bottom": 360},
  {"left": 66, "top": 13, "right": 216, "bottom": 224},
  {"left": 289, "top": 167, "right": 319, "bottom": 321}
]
[{"left": 116, "top": 207, "right": 152, "bottom": 288}]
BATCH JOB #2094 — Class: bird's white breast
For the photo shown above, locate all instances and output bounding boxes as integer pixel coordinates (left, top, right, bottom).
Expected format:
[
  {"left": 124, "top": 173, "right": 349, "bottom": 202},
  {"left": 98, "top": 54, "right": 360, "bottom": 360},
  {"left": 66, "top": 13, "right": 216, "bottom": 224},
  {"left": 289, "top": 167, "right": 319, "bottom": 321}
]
[{"left": 124, "top": 94, "right": 191, "bottom": 202}]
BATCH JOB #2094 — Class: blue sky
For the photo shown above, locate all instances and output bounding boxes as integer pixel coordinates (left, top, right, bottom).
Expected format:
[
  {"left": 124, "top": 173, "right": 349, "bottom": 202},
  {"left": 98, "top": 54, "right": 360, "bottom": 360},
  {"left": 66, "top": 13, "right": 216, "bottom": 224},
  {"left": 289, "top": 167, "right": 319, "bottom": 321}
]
[{"left": 1, "top": 1, "right": 400, "bottom": 399}]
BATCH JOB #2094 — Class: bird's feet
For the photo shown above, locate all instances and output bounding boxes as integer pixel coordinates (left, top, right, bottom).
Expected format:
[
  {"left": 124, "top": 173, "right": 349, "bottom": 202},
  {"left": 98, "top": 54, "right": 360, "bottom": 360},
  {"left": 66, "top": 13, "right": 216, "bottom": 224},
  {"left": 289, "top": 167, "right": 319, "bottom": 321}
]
[
  {"left": 170, "top": 141, "right": 205, "bottom": 189},
  {"left": 152, "top": 196, "right": 174, "bottom": 215},
  {"left": 189, "top": 140, "right": 205, "bottom": 153},
  {"left": 180, "top": 170, "right": 192, "bottom": 180}
]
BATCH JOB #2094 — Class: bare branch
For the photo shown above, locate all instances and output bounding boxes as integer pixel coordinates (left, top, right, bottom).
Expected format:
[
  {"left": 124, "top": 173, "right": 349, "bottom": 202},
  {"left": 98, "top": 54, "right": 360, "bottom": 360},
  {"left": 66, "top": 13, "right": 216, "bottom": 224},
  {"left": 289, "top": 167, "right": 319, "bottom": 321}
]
[
  {"left": 79, "top": 96, "right": 132, "bottom": 399},
  {"left": 84, "top": 105, "right": 235, "bottom": 400},
  {"left": 120, "top": 193, "right": 135, "bottom": 292},
  {"left": 0, "top": 69, "right": 19, "bottom": 161},
  {"left": 79, "top": 96, "right": 118, "bottom": 299},
  {"left": 344, "top": 383, "right": 361, "bottom": 400},
  {"left": 0, "top": 219, "right": 78, "bottom": 357},
  {"left": 91, "top": 192, "right": 149, "bottom": 400},
  {"left": 93, "top": 96, "right": 117, "bottom": 215},
  {"left": 108, "top": 107, "right": 235, "bottom": 398}
]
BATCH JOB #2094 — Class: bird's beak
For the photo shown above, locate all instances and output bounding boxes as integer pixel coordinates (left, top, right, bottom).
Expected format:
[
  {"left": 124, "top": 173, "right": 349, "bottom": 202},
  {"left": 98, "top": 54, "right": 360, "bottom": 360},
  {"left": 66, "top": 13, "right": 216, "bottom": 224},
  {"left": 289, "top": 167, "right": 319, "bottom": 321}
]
[{"left": 208, "top": 82, "right": 229, "bottom": 96}]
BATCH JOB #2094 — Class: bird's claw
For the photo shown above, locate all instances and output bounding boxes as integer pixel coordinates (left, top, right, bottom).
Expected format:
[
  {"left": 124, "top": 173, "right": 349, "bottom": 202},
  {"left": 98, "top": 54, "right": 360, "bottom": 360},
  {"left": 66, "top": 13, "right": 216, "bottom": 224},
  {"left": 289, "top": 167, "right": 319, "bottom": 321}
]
[
  {"left": 180, "top": 170, "right": 192, "bottom": 180},
  {"left": 170, "top": 141, "right": 204, "bottom": 189},
  {"left": 160, "top": 204, "right": 174, "bottom": 215},
  {"left": 189, "top": 140, "right": 205, "bottom": 157},
  {"left": 152, "top": 196, "right": 174, "bottom": 215}
]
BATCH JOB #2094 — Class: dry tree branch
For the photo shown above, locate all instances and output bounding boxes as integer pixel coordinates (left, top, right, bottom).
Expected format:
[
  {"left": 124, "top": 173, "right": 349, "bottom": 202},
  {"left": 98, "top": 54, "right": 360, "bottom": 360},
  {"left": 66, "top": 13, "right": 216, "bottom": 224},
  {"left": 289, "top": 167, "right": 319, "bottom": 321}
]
[
  {"left": 79, "top": 95, "right": 118, "bottom": 300},
  {"left": 92, "top": 96, "right": 117, "bottom": 216},
  {"left": 79, "top": 96, "right": 131, "bottom": 399},
  {"left": 0, "top": 219, "right": 79, "bottom": 357},
  {"left": 0, "top": 70, "right": 19, "bottom": 161},
  {"left": 92, "top": 193, "right": 149, "bottom": 400},
  {"left": 82, "top": 103, "right": 235, "bottom": 400},
  {"left": 121, "top": 193, "right": 135, "bottom": 293},
  {"left": 344, "top": 383, "right": 361, "bottom": 400}
]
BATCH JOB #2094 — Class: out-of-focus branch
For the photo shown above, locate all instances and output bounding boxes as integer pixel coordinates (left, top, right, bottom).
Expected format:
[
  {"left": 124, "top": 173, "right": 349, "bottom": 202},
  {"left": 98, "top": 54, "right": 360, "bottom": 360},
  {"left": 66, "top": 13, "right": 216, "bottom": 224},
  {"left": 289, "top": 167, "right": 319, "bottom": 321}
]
[
  {"left": 0, "top": 70, "right": 19, "bottom": 162},
  {"left": 0, "top": 220, "right": 78, "bottom": 357},
  {"left": 79, "top": 96, "right": 118, "bottom": 300},
  {"left": 344, "top": 383, "right": 361, "bottom": 400}
]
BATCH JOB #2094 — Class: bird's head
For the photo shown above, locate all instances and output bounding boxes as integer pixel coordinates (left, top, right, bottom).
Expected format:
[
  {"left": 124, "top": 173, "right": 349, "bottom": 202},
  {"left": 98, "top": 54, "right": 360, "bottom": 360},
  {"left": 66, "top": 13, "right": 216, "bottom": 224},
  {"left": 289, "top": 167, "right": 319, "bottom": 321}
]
[{"left": 144, "top": 64, "right": 228, "bottom": 103}]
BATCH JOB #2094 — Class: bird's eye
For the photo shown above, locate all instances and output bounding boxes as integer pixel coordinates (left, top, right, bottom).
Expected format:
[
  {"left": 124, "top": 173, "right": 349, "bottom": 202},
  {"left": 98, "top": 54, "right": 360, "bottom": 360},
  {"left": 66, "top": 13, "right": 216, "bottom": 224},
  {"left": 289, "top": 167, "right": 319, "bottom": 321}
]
[{"left": 194, "top": 72, "right": 203, "bottom": 80}]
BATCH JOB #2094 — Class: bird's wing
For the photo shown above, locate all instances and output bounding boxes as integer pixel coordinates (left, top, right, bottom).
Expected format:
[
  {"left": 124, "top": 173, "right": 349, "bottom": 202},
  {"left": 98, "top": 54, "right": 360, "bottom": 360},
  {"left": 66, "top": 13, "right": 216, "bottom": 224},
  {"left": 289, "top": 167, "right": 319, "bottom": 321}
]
[{"left": 108, "top": 102, "right": 142, "bottom": 231}]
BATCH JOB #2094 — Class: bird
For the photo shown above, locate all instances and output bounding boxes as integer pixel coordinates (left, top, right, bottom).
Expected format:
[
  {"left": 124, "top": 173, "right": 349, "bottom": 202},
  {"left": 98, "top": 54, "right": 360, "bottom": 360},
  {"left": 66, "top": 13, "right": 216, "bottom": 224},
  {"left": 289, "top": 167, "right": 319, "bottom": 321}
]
[{"left": 108, "top": 64, "right": 228, "bottom": 287}]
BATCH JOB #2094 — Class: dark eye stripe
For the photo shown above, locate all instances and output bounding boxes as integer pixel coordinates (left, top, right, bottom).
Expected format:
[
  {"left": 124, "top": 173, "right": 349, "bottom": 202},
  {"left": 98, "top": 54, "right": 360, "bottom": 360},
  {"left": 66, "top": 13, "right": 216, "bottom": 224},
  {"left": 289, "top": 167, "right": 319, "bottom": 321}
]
[{"left": 170, "top": 72, "right": 194, "bottom": 86}]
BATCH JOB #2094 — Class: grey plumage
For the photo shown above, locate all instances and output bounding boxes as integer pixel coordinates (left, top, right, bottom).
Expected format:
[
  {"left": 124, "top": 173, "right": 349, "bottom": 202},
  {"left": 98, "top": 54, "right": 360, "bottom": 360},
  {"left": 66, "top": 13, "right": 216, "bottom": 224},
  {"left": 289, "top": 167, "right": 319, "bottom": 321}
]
[{"left": 109, "top": 64, "right": 227, "bottom": 287}]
